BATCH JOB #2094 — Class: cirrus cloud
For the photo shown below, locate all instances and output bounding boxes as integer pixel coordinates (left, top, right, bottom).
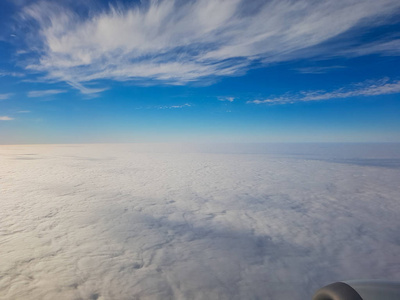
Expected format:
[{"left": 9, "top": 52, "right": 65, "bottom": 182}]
[
  {"left": 19, "top": 0, "right": 400, "bottom": 92},
  {"left": 27, "top": 89, "right": 67, "bottom": 98},
  {"left": 247, "top": 78, "right": 400, "bottom": 104}
]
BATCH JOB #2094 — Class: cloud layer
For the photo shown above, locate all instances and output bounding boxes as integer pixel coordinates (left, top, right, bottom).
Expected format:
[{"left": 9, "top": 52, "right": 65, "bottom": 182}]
[
  {"left": 20, "top": 0, "right": 400, "bottom": 91},
  {"left": 1, "top": 144, "right": 400, "bottom": 299}
]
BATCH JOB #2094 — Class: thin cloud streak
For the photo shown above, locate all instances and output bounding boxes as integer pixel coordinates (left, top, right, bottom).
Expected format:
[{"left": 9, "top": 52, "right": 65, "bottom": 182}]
[
  {"left": 65, "top": 81, "right": 108, "bottom": 95},
  {"left": 0, "top": 71, "right": 25, "bottom": 77},
  {"left": 135, "top": 103, "right": 192, "bottom": 110},
  {"left": 295, "top": 66, "right": 346, "bottom": 74},
  {"left": 248, "top": 78, "right": 400, "bottom": 104},
  {"left": 156, "top": 103, "right": 192, "bottom": 109},
  {"left": 27, "top": 89, "right": 67, "bottom": 97},
  {"left": 343, "top": 38, "right": 400, "bottom": 57},
  {"left": 20, "top": 0, "right": 400, "bottom": 91},
  {"left": 167, "top": 103, "right": 191, "bottom": 109},
  {"left": 0, "top": 93, "right": 13, "bottom": 100},
  {"left": 0, "top": 116, "right": 14, "bottom": 121},
  {"left": 218, "top": 97, "right": 235, "bottom": 102}
]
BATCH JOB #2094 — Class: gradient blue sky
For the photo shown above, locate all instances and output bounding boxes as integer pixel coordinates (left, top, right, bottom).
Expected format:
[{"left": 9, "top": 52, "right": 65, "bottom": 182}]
[{"left": 0, "top": 0, "right": 400, "bottom": 144}]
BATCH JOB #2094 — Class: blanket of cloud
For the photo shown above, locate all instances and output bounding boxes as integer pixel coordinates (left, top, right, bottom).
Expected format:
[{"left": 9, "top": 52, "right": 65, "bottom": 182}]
[{"left": 1, "top": 143, "right": 400, "bottom": 300}]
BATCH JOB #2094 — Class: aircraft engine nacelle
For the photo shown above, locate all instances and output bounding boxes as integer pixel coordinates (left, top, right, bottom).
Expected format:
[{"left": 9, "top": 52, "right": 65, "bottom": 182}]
[{"left": 312, "top": 280, "right": 400, "bottom": 300}]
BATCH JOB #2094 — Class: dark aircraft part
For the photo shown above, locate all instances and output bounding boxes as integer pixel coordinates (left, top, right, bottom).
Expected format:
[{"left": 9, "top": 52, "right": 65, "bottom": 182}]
[
  {"left": 312, "top": 282, "right": 363, "bottom": 300},
  {"left": 313, "top": 281, "right": 400, "bottom": 300}
]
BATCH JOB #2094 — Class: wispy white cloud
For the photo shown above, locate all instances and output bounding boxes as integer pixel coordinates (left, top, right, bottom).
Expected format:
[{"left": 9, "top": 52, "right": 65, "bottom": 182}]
[
  {"left": 0, "top": 93, "right": 13, "bottom": 100},
  {"left": 247, "top": 78, "right": 400, "bottom": 104},
  {"left": 0, "top": 116, "right": 14, "bottom": 121},
  {"left": 158, "top": 103, "right": 191, "bottom": 109},
  {"left": 136, "top": 103, "right": 192, "bottom": 110},
  {"left": 295, "top": 66, "right": 346, "bottom": 74},
  {"left": 27, "top": 89, "right": 66, "bottom": 98},
  {"left": 17, "top": 110, "right": 31, "bottom": 113},
  {"left": 218, "top": 97, "right": 235, "bottom": 102},
  {"left": 65, "top": 81, "right": 108, "bottom": 95},
  {"left": 343, "top": 38, "right": 400, "bottom": 57},
  {"left": 0, "top": 71, "right": 25, "bottom": 77},
  {"left": 19, "top": 0, "right": 400, "bottom": 90}
]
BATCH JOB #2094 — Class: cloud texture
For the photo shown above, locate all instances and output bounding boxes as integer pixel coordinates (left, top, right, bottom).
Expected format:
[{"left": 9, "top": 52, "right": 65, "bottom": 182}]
[
  {"left": 1, "top": 144, "right": 400, "bottom": 299},
  {"left": 20, "top": 0, "right": 400, "bottom": 91}
]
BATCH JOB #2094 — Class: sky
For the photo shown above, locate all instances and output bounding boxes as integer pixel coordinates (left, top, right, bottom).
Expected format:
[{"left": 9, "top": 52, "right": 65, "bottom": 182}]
[{"left": 0, "top": 0, "right": 399, "bottom": 144}]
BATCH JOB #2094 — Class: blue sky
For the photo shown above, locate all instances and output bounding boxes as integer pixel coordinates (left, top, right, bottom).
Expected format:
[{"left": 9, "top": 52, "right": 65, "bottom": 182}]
[{"left": 0, "top": 0, "right": 399, "bottom": 144}]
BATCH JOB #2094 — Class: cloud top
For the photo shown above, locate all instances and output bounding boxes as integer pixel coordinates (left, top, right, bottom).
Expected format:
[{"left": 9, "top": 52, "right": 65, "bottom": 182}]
[
  {"left": 20, "top": 0, "right": 400, "bottom": 90},
  {"left": 1, "top": 144, "right": 400, "bottom": 299}
]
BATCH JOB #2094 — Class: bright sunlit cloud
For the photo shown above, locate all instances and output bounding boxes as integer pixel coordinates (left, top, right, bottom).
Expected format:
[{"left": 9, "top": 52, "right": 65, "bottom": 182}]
[
  {"left": 20, "top": 0, "right": 400, "bottom": 92},
  {"left": 1, "top": 144, "right": 400, "bottom": 299}
]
